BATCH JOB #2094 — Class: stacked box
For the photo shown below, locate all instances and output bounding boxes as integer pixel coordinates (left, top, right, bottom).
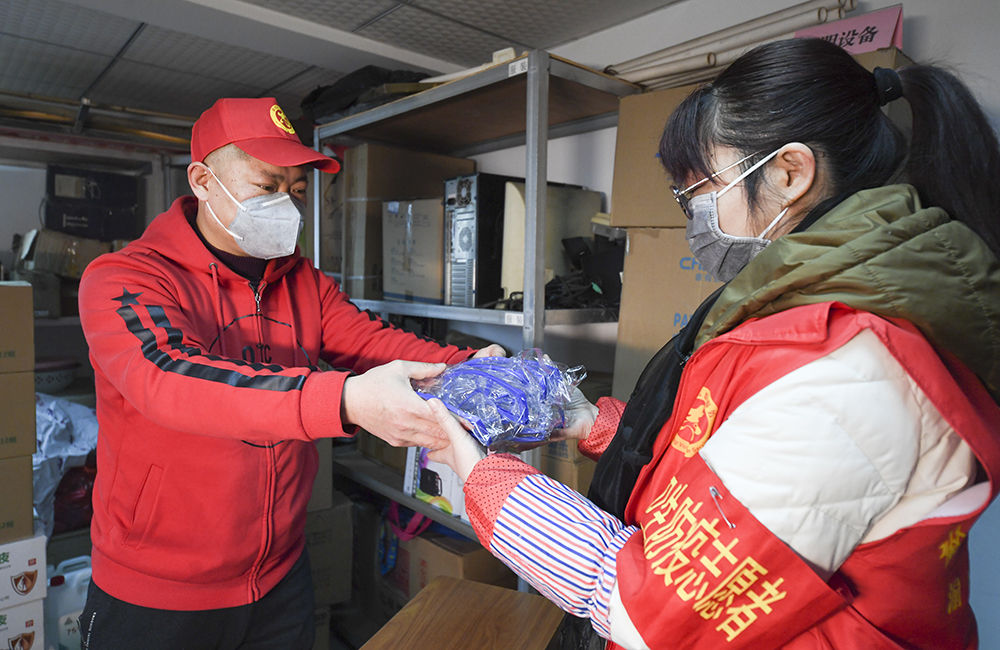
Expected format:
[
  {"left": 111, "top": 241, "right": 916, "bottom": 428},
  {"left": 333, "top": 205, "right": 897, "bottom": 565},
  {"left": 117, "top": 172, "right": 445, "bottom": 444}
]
[
  {"left": 403, "top": 447, "right": 466, "bottom": 522},
  {"left": 305, "top": 490, "right": 353, "bottom": 606},
  {"left": 382, "top": 199, "right": 446, "bottom": 304},
  {"left": 320, "top": 144, "right": 475, "bottom": 299},
  {"left": 539, "top": 440, "right": 597, "bottom": 494},
  {"left": 608, "top": 48, "right": 913, "bottom": 400},
  {"left": 611, "top": 228, "right": 723, "bottom": 400},
  {"left": 0, "top": 598, "right": 44, "bottom": 650},
  {"left": 0, "top": 283, "right": 36, "bottom": 545},
  {"left": 312, "top": 605, "right": 330, "bottom": 650},
  {"left": 307, "top": 438, "right": 333, "bottom": 513},
  {"left": 384, "top": 532, "right": 516, "bottom": 600},
  {"left": 0, "top": 533, "right": 48, "bottom": 650},
  {"left": 356, "top": 431, "right": 407, "bottom": 476},
  {"left": 21, "top": 229, "right": 111, "bottom": 279}
]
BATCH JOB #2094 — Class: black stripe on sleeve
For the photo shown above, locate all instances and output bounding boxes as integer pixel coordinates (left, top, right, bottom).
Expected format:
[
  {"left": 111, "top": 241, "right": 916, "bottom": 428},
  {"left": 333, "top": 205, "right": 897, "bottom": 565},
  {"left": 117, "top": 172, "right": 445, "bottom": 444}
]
[{"left": 117, "top": 304, "right": 306, "bottom": 392}]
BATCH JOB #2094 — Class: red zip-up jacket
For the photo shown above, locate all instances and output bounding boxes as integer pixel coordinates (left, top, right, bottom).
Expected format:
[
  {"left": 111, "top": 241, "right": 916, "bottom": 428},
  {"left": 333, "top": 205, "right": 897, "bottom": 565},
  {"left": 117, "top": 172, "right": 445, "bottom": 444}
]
[{"left": 78, "top": 196, "right": 471, "bottom": 610}]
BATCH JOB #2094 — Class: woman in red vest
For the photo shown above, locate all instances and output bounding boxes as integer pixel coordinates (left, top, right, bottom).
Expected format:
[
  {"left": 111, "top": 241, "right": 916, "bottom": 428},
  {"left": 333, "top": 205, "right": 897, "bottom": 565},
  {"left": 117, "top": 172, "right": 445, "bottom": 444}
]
[{"left": 429, "top": 38, "right": 1000, "bottom": 649}]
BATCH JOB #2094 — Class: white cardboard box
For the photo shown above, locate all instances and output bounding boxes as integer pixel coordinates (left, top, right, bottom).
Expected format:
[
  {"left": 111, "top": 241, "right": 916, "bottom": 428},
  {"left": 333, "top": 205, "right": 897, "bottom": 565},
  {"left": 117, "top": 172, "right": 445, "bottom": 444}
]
[
  {"left": 0, "top": 598, "right": 44, "bottom": 650},
  {"left": 0, "top": 534, "right": 47, "bottom": 608},
  {"left": 403, "top": 447, "right": 468, "bottom": 522}
]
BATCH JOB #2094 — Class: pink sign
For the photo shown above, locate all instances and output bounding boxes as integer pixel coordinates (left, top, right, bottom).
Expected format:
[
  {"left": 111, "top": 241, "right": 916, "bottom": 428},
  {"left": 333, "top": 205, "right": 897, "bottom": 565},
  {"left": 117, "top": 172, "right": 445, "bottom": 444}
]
[{"left": 795, "top": 4, "right": 903, "bottom": 54}]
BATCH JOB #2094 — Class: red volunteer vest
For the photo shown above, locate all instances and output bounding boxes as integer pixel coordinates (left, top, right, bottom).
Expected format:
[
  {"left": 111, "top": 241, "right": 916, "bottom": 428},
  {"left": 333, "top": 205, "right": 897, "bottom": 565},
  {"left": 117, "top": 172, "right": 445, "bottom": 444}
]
[{"left": 611, "top": 303, "right": 1000, "bottom": 649}]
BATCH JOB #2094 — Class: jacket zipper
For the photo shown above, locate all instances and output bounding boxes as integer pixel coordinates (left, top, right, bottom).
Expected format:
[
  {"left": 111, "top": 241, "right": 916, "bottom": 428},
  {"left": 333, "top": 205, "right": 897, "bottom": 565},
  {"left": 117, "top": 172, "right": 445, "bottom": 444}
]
[
  {"left": 247, "top": 279, "right": 276, "bottom": 601},
  {"left": 252, "top": 280, "right": 267, "bottom": 348},
  {"left": 250, "top": 443, "right": 277, "bottom": 601}
]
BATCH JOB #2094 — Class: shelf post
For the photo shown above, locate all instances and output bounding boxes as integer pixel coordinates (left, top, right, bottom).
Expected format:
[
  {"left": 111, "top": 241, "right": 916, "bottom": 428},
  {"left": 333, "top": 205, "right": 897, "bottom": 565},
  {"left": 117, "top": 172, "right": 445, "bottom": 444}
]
[
  {"left": 523, "top": 50, "right": 550, "bottom": 351},
  {"left": 311, "top": 128, "right": 322, "bottom": 269}
]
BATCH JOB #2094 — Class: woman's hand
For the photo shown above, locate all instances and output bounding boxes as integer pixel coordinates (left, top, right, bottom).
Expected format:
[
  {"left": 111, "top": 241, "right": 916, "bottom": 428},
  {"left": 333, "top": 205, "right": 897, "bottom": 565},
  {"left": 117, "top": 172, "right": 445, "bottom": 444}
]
[
  {"left": 472, "top": 344, "right": 507, "bottom": 358},
  {"left": 425, "top": 398, "right": 486, "bottom": 481},
  {"left": 551, "top": 386, "right": 598, "bottom": 442}
]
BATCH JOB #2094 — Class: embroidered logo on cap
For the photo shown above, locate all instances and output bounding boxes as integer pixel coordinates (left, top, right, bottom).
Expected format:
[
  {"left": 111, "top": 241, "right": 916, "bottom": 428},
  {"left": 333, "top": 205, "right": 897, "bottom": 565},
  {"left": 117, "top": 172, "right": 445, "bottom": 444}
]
[{"left": 269, "top": 105, "right": 296, "bottom": 135}]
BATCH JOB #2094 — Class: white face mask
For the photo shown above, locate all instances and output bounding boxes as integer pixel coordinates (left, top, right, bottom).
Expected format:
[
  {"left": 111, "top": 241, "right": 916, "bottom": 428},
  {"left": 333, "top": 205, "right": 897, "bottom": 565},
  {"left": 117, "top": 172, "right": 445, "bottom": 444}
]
[
  {"left": 204, "top": 167, "right": 304, "bottom": 259},
  {"left": 684, "top": 149, "right": 787, "bottom": 282}
]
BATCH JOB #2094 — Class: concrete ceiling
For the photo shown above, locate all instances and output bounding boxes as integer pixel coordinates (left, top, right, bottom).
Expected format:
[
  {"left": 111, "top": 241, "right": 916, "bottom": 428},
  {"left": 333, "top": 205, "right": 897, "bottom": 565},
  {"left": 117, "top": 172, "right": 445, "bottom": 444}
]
[{"left": 0, "top": 0, "right": 679, "bottom": 149}]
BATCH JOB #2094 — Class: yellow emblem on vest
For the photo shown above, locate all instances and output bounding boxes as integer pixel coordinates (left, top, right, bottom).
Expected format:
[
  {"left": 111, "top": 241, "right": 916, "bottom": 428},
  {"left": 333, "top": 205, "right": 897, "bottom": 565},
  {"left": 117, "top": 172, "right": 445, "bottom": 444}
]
[
  {"left": 671, "top": 386, "right": 718, "bottom": 458},
  {"left": 269, "top": 105, "right": 296, "bottom": 134}
]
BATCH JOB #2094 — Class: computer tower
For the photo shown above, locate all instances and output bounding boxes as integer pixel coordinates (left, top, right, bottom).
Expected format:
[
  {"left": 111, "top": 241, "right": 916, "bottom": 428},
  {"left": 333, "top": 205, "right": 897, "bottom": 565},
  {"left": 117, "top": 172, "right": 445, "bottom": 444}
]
[{"left": 443, "top": 172, "right": 521, "bottom": 307}]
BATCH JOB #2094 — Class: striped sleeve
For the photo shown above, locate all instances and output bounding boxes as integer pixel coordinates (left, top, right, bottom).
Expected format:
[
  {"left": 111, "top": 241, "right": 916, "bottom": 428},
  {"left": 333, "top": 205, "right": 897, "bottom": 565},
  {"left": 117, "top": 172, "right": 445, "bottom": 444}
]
[
  {"left": 464, "top": 454, "right": 638, "bottom": 640},
  {"left": 578, "top": 396, "right": 627, "bottom": 460}
]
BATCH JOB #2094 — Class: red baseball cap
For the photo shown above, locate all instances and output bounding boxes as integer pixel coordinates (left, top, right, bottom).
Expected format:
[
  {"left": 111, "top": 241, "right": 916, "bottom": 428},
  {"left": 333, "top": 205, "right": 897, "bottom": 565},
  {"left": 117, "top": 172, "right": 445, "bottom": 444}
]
[{"left": 191, "top": 97, "right": 340, "bottom": 173}]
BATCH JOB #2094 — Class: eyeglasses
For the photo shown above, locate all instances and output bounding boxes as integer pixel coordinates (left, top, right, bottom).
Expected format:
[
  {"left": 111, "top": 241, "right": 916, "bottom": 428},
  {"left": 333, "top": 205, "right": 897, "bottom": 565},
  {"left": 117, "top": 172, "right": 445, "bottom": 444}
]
[{"left": 670, "top": 150, "right": 772, "bottom": 220}]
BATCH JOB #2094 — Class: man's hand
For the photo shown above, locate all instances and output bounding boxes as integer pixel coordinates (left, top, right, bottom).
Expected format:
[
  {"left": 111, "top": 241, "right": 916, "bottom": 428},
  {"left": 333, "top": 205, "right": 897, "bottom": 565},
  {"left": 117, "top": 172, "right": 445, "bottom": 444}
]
[
  {"left": 550, "top": 387, "right": 598, "bottom": 442},
  {"left": 472, "top": 343, "right": 507, "bottom": 358},
  {"left": 341, "top": 360, "right": 450, "bottom": 450},
  {"left": 426, "top": 398, "right": 486, "bottom": 481}
]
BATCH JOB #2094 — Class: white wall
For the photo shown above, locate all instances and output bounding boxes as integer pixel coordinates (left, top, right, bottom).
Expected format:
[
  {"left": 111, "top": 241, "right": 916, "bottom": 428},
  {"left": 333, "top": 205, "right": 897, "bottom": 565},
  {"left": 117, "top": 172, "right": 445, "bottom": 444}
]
[{"left": 522, "top": 0, "right": 1000, "bottom": 643}]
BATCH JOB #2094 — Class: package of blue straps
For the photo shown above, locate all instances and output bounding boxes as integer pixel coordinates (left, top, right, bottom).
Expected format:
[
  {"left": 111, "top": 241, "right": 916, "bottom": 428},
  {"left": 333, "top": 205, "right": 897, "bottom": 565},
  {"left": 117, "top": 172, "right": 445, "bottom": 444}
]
[{"left": 413, "top": 348, "right": 586, "bottom": 451}]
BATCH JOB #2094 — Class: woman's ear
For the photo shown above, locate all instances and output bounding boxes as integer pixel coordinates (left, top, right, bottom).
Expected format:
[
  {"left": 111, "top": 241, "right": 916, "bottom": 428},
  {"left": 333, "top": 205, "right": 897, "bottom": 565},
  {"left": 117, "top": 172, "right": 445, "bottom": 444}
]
[
  {"left": 769, "top": 142, "right": 816, "bottom": 208},
  {"left": 187, "top": 162, "right": 212, "bottom": 201}
]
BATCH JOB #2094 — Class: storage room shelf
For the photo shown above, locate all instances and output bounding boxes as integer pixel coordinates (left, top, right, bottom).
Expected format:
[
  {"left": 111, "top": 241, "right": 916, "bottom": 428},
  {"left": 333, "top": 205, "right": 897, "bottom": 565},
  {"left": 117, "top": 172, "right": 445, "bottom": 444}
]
[
  {"left": 331, "top": 446, "right": 475, "bottom": 540},
  {"left": 350, "top": 298, "right": 616, "bottom": 326},
  {"left": 314, "top": 53, "right": 638, "bottom": 157},
  {"left": 315, "top": 51, "right": 637, "bottom": 342}
]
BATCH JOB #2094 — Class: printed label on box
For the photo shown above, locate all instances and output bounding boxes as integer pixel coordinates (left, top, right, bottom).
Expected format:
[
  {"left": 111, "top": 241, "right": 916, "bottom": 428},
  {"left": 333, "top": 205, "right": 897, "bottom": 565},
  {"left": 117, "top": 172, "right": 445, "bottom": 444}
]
[
  {"left": 403, "top": 448, "right": 467, "bottom": 522},
  {"left": 0, "top": 534, "right": 47, "bottom": 607}
]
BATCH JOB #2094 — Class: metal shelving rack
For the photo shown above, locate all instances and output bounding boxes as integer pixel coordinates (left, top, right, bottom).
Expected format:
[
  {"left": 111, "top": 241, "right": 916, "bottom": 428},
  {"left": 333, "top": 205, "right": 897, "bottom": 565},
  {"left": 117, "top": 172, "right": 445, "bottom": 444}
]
[{"left": 312, "top": 50, "right": 639, "bottom": 350}]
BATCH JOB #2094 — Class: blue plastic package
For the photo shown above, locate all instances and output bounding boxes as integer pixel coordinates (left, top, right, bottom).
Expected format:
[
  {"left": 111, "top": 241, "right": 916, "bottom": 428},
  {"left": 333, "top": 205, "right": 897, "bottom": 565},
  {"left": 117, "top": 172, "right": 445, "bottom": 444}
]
[{"left": 412, "top": 349, "right": 586, "bottom": 451}]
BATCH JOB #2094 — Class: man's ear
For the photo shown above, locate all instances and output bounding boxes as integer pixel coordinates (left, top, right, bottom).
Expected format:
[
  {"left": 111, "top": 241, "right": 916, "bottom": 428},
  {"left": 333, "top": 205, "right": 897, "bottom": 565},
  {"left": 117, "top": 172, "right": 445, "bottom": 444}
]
[
  {"left": 769, "top": 142, "right": 816, "bottom": 208},
  {"left": 187, "top": 161, "right": 212, "bottom": 201}
]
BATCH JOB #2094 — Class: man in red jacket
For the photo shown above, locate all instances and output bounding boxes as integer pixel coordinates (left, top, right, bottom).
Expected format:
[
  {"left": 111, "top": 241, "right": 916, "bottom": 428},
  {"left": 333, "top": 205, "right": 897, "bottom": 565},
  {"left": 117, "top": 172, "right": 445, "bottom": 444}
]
[{"left": 77, "top": 97, "right": 501, "bottom": 649}]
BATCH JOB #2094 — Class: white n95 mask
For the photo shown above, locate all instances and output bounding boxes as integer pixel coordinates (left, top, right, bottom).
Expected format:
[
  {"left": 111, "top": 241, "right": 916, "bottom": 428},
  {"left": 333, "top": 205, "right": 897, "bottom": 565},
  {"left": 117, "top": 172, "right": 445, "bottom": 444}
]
[{"left": 205, "top": 167, "right": 304, "bottom": 259}]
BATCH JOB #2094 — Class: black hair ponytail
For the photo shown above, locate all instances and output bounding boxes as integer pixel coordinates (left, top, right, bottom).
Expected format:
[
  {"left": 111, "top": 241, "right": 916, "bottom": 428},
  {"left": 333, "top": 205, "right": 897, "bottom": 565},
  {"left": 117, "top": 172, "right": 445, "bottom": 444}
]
[
  {"left": 900, "top": 65, "right": 1000, "bottom": 254},
  {"left": 660, "top": 38, "right": 1000, "bottom": 256}
]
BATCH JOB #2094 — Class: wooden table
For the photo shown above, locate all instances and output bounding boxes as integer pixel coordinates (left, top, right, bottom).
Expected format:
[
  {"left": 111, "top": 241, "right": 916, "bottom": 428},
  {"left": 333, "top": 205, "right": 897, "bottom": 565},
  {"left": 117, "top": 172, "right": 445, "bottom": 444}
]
[{"left": 362, "top": 576, "right": 565, "bottom": 649}]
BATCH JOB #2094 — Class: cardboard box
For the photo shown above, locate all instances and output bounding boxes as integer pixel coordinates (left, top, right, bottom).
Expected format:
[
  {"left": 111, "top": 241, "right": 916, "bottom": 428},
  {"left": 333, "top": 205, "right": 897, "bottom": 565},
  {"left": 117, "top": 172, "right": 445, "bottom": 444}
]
[
  {"left": 403, "top": 447, "right": 466, "bottom": 522},
  {"left": 386, "top": 532, "right": 516, "bottom": 600},
  {"left": 320, "top": 144, "right": 475, "bottom": 299},
  {"left": 610, "top": 48, "right": 914, "bottom": 230},
  {"left": 8, "top": 271, "right": 60, "bottom": 320},
  {"left": 0, "top": 457, "right": 34, "bottom": 545},
  {"left": 306, "top": 491, "right": 353, "bottom": 605},
  {"left": 612, "top": 228, "right": 724, "bottom": 400},
  {"left": 312, "top": 605, "right": 330, "bottom": 650},
  {"left": 0, "top": 373, "right": 36, "bottom": 459},
  {"left": 307, "top": 438, "right": 333, "bottom": 513},
  {"left": 0, "top": 282, "right": 34, "bottom": 375},
  {"left": 0, "top": 598, "right": 44, "bottom": 650},
  {"left": 610, "top": 83, "right": 699, "bottom": 228},
  {"left": 382, "top": 199, "right": 445, "bottom": 304},
  {"left": 0, "top": 533, "right": 47, "bottom": 607},
  {"left": 356, "top": 431, "right": 408, "bottom": 476},
  {"left": 539, "top": 455, "right": 596, "bottom": 495},
  {"left": 541, "top": 439, "right": 585, "bottom": 463},
  {"left": 22, "top": 229, "right": 111, "bottom": 279}
]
